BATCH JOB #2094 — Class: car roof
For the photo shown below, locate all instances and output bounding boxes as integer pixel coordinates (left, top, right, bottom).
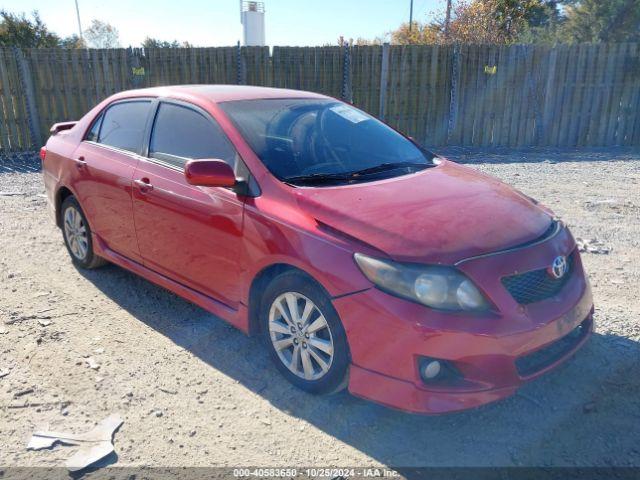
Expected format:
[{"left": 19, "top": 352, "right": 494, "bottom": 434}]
[{"left": 112, "top": 85, "right": 330, "bottom": 104}]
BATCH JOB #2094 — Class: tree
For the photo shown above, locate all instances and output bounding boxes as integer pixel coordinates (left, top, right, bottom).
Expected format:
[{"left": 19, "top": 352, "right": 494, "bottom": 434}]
[
  {"left": 0, "top": 10, "right": 60, "bottom": 47},
  {"left": 354, "top": 36, "right": 385, "bottom": 46},
  {"left": 390, "top": 22, "right": 440, "bottom": 44},
  {"left": 142, "top": 37, "right": 180, "bottom": 48},
  {"left": 493, "top": 0, "right": 553, "bottom": 37},
  {"left": 384, "top": 1, "right": 558, "bottom": 45},
  {"left": 84, "top": 19, "right": 119, "bottom": 48},
  {"left": 142, "top": 37, "right": 194, "bottom": 48},
  {"left": 354, "top": 0, "right": 640, "bottom": 46},
  {"left": 446, "top": 0, "right": 507, "bottom": 43},
  {"left": 562, "top": 0, "right": 640, "bottom": 43},
  {"left": 525, "top": 0, "right": 562, "bottom": 28},
  {"left": 59, "top": 34, "right": 85, "bottom": 49},
  {"left": 517, "top": 1, "right": 565, "bottom": 43},
  {"left": 446, "top": 0, "right": 556, "bottom": 44}
]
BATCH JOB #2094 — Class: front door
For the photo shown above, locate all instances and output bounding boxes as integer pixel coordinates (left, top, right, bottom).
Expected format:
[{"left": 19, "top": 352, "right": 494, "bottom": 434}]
[{"left": 131, "top": 101, "right": 245, "bottom": 308}]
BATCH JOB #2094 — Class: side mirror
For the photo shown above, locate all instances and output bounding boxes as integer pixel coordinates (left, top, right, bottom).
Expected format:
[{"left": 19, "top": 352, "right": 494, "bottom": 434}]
[{"left": 184, "top": 159, "right": 236, "bottom": 188}]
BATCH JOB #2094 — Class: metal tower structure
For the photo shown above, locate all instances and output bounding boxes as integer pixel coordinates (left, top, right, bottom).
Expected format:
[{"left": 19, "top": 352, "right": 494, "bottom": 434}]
[{"left": 240, "top": 1, "right": 266, "bottom": 46}]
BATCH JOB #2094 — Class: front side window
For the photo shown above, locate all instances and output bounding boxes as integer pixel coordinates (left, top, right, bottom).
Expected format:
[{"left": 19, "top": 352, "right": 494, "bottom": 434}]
[
  {"left": 97, "top": 100, "right": 152, "bottom": 153},
  {"left": 149, "top": 102, "right": 237, "bottom": 169},
  {"left": 86, "top": 113, "right": 103, "bottom": 142},
  {"left": 219, "top": 98, "right": 435, "bottom": 186}
]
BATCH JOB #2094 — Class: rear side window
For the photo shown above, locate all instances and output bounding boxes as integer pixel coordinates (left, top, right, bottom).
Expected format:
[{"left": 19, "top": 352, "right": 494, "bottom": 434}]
[
  {"left": 149, "top": 102, "right": 236, "bottom": 168},
  {"left": 98, "top": 101, "right": 151, "bottom": 153}
]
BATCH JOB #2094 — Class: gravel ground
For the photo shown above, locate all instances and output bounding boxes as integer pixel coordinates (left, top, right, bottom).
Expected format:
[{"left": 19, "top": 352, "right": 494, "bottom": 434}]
[{"left": 0, "top": 149, "right": 639, "bottom": 473}]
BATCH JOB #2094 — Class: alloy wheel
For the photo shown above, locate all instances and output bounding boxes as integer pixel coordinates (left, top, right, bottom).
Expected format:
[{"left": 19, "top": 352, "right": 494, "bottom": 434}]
[
  {"left": 268, "top": 292, "right": 335, "bottom": 381},
  {"left": 64, "top": 206, "right": 88, "bottom": 261}
]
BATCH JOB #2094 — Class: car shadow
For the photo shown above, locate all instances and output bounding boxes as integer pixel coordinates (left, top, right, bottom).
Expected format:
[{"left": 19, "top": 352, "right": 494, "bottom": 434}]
[{"left": 77, "top": 263, "right": 640, "bottom": 468}]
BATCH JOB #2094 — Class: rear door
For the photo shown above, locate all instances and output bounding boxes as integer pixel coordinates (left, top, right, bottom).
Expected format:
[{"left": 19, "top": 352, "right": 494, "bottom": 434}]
[
  {"left": 131, "top": 100, "right": 246, "bottom": 308},
  {"left": 72, "top": 99, "right": 153, "bottom": 262}
]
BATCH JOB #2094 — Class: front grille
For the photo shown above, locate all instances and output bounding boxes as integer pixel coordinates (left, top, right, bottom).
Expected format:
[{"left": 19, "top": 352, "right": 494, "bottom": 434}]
[
  {"left": 501, "top": 253, "right": 575, "bottom": 304},
  {"left": 516, "top": 317, "right": 590, "bottom": 377}
]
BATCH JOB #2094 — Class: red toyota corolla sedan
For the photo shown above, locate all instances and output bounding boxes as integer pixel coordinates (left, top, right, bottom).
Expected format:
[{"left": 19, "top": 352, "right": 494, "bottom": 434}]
[{"left": 41, "top": 85, "right": 593, "bottom": 414}]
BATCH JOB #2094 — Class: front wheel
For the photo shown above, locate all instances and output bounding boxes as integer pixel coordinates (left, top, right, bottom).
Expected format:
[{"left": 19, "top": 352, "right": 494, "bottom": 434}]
[
  {"left": 61, "top": 196, "right": 106, "bottom": 269},
  {"left": 261, "top": 271, "right": 349, "bottom": 394}
]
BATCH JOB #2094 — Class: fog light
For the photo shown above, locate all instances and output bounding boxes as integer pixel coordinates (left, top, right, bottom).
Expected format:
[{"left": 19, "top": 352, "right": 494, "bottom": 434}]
[
  {"left": 419, "top": 357, "right": 463, "bottom": 385},
  {"left": 421, "top": 360, "right": 441, "bottom": 380}
]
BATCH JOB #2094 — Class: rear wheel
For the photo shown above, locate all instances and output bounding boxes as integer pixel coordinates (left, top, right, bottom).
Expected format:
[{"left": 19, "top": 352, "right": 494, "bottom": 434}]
[
  {"left": 261, "top": 271, "right": 349, "bottom": 394},
  {"left": 61, "top": 196, "right": 106, "bottom": 269}
]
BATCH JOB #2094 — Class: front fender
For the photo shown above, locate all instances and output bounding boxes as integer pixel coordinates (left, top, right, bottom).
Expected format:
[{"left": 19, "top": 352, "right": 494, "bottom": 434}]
[{"left": 240, "top": 204, "right": 373, "bottom": 304}]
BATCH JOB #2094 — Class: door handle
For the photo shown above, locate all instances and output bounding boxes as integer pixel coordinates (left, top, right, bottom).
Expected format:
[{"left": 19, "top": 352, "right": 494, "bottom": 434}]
[
  {"left": 134, "top": 178, "right": 154, "bottom": 192},
  {"left": 73, "top": 156, "right": 87, "bottom": 169}
]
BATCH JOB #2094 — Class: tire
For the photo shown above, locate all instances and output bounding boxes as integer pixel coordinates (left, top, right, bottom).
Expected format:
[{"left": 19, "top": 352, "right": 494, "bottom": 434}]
[
  {"left": 61, "top": 196, "right": 107, "bottom": 269},
  {"left": 261, "top": 271, "right": 349, "bottom": 395}
]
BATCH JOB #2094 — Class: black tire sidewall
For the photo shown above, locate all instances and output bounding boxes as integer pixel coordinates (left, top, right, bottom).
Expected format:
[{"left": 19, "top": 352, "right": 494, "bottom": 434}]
[
  {"left": 61, "top": 196, "right": 97, "bottom": 269},
  {"left": 260, "top": 271, "right": 349, "bottom": 395}
]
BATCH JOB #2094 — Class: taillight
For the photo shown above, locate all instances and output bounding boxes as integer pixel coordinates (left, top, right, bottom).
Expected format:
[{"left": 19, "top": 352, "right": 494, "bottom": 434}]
[{"left": 39, "top": 146, "right": 47, "bottom": 162}]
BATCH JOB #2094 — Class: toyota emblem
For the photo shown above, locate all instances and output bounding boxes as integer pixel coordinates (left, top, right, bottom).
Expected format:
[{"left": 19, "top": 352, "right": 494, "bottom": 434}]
[{"left": 548, "top": 255, "right": 568, "bottom": 279}]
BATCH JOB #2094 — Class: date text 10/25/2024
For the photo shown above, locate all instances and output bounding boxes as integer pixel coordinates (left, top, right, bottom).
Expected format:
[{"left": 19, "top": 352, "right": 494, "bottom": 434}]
[{"left": 233, "top": 468, "right": 400, "bottom": 478}]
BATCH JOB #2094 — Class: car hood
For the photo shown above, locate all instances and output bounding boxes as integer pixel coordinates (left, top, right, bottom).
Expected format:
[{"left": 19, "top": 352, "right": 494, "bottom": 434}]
[{"left": 292, "top": 160, "right": 553, "bottom": 264}]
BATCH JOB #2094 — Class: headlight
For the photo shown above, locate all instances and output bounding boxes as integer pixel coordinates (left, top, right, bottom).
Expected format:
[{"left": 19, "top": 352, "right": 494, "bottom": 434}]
[{"left": 354, "top": 253, "right": 490, "bottom": 312}]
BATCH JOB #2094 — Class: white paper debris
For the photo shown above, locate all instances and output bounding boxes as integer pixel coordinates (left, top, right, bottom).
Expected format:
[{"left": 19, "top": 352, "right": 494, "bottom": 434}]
[
  {"left": 27, "top": 414, "right": 123, "bottom": 472},
  {"left": 85, "top": 357, "right": 101, "bottom": 370}
]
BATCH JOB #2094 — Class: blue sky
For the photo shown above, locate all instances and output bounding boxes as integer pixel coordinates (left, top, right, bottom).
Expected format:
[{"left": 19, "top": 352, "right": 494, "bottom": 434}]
[{"left": 3, "top": 0, "right": 444, "bottom": 47}]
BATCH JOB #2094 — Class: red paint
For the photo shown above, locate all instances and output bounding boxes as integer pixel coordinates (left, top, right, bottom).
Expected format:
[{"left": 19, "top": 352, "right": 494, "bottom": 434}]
[
  {"left": 291, "top": 161, "right": 552, "bottom": 264},
  {"left": 42, "top": 85, "right": 593, "bottom": 414},
  {"left": 130, "top": 158, "right": 245, "bottom": 309},
  {"left": 185, "top": 159, "right": 236, "bottom": 187},
  {"left": 72, "top": 142, "right": 143, "bottom": 263}
]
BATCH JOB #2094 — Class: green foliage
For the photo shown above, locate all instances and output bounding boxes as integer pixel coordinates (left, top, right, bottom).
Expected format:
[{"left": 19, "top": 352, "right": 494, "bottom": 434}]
[
  {"left": 492, "top": 0, "right": 553, "bottom": 36},
  {"left": 142, "top": 37, "right": 194, "bottom": 48},
  {"left": 386, "top": 0, "right": 561, "bottom": 45},
  {"left": 562, "top": 0, "right": 640, "bottom": 43},
  {"left": 379, "top": 0, "right": 639, "bottom": 45},
  {"left": 0, "top": 10, "right": 60, "bottom": 48},
  {"left": 142, "top": 37, "right": 179, "bottom": 48}
]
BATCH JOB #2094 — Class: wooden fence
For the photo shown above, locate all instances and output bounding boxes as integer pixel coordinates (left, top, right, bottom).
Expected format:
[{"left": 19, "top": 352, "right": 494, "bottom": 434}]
[{"left": 0, "top": 43, "right": 638, "bottom": 152}]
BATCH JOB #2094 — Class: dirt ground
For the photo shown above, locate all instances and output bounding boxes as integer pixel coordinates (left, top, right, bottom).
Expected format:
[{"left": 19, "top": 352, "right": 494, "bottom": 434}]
[{"left": 1, "top": 148, "right": 639, "bottom": 473}]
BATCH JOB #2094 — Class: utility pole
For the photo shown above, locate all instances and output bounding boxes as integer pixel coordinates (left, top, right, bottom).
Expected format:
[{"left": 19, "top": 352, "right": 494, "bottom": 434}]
[
  {"left": 409, "top": 0, "right": 414, "bottom": 32},
  {"left": 74, "top": 0, "right": 84, "bottom": 42},
  {"left": 444, "top": 0, "right": 452, "bottom": 41}
]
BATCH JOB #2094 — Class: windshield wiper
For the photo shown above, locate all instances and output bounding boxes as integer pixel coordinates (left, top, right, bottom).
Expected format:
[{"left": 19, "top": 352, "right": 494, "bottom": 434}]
[
  {"left": 345, "top": 162, "right": 432, "bottom": 177},
  {"left": 284, "top": 162, "right": 433, "bottom": 186},
  {"left": 283, "top": 172, "right": 354, "bottom": 185}
]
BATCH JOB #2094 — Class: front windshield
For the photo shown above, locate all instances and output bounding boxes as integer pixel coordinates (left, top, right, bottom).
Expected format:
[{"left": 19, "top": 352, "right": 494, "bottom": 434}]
[{"left": 219, "top": 98, "right": 435, "bottom": 186}]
